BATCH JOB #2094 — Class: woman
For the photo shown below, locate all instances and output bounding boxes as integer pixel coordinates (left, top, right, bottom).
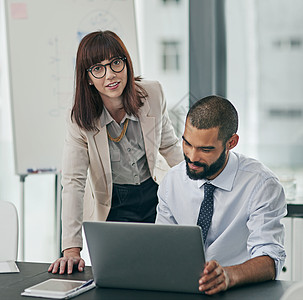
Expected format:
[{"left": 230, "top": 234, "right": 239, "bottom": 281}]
[{"left": 48, "top": 30, "right": 183, "bottom": 274}]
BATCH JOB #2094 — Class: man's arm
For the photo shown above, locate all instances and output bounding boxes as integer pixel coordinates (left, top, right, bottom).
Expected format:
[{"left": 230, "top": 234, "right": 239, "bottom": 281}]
[
  {"left": 199, "top": 256, "right": 275, "bottom": 295},
  {"left": 155, "top": 173, "right": 178, "bottom": 224}
]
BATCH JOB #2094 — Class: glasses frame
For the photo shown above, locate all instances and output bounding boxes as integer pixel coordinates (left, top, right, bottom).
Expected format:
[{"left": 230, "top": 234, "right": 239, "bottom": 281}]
[{"left": 86, "top": 56, "right": 127, "bottom": 79}]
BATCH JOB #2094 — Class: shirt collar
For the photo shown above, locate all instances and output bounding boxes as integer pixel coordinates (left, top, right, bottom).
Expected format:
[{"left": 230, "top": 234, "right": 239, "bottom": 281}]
[
  {"left": 210, "top": 151, "right": 238, "bottom": 191},
  {"left": 100, "top": 106, "right": 138, "bottom": 127}
]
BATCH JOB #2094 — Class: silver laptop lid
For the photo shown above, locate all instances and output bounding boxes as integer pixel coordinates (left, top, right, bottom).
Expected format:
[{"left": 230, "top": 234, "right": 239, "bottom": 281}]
[{"left": 83, "top": 221, "right": 205, "bottom": 294}]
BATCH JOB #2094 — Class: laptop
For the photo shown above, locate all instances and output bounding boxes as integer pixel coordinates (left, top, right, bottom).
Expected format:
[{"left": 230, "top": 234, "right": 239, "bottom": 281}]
[{"left": 83, "top": 221, "right": 205, "bottom": 294}]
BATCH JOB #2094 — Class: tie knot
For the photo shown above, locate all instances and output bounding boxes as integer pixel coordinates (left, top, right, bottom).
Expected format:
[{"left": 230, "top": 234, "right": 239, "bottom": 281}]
[{"left": 204, "top": 183, "right": 216, "bottom": 194}]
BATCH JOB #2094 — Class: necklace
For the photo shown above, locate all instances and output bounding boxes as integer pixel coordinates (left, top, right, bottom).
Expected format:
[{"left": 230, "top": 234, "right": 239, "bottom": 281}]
[{"left": 107, "top": 119, "right": 129, "bottom": 142}]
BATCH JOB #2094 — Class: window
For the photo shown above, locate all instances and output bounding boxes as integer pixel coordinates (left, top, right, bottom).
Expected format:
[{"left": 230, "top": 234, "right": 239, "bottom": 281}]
[
  {"left": 225, "top": 0, "right": 303, "bottom": 202},
  {"left": 161, "top": 40, "right": 180, "bottom": 71},
  {"left": 162, "top": 0, "right": 181, "bottom": 5}
]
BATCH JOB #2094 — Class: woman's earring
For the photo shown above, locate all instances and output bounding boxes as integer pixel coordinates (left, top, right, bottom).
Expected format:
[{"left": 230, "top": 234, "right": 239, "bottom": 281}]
[{"left": 89, "top": 82, "right": 93, "bottom": 86}]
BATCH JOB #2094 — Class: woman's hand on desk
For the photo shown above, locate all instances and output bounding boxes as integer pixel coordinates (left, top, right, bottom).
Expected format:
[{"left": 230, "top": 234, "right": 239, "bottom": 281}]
[{"left": 48, "top": 247, "right": 85, "bottom": 274}]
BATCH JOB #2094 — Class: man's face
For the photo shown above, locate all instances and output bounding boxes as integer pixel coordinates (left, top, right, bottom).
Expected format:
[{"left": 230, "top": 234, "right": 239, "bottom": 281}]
[{"left": 182, "top": 120, "right": 229, "bottom": 180}]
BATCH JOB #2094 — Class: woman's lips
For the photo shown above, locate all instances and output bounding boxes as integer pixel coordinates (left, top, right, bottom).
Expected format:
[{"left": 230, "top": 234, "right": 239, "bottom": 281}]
[{"left": 106, "top": 81, "right": 119, "bottom": 89}]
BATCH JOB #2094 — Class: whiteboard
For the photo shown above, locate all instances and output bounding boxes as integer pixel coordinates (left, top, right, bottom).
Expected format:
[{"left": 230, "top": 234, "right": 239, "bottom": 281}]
[{"left": 4, "top": 0, "right": 139, "bottom": 175}]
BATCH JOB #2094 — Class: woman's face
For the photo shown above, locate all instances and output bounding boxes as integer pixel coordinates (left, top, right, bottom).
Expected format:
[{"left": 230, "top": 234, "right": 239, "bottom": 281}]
[{"left": 87, "top": 56, "right": 128, "bottom": 104}]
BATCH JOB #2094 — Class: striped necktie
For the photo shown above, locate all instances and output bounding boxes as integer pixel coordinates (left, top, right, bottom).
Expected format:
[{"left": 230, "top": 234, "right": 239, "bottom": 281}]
[{"left": 197, "top": 183, "right": 216, "bottom": 243}]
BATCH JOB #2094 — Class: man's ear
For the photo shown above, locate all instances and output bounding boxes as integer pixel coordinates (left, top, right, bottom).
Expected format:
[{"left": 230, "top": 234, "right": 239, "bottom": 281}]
[{"left": 226, "top": 134, "right": 239, "bottom": 150}]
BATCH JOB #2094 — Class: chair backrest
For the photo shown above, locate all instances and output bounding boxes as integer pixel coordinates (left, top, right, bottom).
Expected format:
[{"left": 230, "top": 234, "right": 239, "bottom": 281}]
[
  {"left": 280, "top": 281, "right": 303, "bottom": 300},
  {"left": 0, "top": 201, "right": 19, "bottom": 261}
]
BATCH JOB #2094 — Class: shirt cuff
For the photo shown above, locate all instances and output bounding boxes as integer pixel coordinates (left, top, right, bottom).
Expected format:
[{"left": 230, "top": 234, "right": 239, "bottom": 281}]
[{"left": 251, "top": 246, "right": 286, "bottom": 279}]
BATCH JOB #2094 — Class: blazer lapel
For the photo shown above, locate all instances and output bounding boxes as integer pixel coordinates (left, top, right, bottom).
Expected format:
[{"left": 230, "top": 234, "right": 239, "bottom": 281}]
[
  {"left": 92, "top": 121, "right": 112, "bottom": 194},
  {"left": 139, "top": 100, "right": 156, "bottom": 175}
]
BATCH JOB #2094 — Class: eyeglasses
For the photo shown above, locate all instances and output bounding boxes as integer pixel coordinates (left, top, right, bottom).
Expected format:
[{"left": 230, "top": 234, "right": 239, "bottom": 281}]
[{"left": 87, "top": 57, "right": 127, "bottom": 79}]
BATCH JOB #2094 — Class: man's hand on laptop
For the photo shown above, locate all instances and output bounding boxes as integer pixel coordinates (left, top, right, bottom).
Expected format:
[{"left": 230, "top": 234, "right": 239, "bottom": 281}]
[
  {"left": 48, "top": 247, "right": 85, "bottom": 274},
  {"left": 198, "top": 260, "right": 230, "bottom": 295}
]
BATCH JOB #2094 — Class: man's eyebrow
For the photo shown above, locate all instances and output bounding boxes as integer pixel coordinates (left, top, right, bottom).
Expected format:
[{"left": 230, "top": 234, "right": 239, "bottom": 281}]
[
  {"left": 182, "top": 135, "right": 191, "bottom": 145},
  {"left": 198, "top": 146, "right": 216, "bottom": 150},
  {"left": 182, "top": 135, "right": 215, "bottom": 150}
]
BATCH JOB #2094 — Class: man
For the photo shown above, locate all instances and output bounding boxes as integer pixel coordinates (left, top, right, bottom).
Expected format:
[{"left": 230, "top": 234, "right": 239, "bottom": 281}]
[{"left": 156, "top": 95, "right": 286, "bottom": 295}]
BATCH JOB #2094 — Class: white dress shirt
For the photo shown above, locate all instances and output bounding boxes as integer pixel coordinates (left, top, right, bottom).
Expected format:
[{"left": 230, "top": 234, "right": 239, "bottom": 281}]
[{"left": 156, "top": 151, "right": 287, "bottom": 277}]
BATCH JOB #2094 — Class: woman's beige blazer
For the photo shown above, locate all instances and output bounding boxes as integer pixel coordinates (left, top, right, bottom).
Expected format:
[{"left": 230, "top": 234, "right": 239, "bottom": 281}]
[{"left": 61, "top": 80, "right": 183, "bottom": 251}]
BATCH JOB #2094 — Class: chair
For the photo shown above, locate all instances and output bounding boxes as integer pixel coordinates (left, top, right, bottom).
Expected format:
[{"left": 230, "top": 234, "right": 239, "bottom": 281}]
[
  {"left": 280, "top": 281, "right": 303, "bottom": 300},
  {"left": 0, "top": 201, "right": 19, "bottom": 261}
]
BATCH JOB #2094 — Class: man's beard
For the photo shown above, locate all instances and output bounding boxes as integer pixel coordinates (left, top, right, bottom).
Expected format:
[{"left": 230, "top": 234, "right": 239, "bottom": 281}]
[{"left": 184, "top": 147, "right": 227, "bottom": 180}]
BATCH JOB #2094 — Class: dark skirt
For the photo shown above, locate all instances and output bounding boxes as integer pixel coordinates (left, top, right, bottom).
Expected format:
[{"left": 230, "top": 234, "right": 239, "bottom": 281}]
[{"left": 106, "top": 177, "right": 158, "bottom": 223}]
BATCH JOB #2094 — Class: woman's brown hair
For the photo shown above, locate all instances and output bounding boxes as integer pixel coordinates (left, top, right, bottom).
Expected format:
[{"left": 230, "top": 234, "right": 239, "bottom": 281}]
[{"left": 71, "top": 30, "right": 147, "bottom": 131}]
